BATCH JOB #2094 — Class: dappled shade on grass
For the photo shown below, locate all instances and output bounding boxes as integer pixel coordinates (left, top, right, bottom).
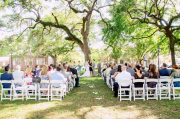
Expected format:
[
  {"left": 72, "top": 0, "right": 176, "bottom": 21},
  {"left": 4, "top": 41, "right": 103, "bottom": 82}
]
[{"left": 0, "top": 77, "right": 180, "bottom": 118}]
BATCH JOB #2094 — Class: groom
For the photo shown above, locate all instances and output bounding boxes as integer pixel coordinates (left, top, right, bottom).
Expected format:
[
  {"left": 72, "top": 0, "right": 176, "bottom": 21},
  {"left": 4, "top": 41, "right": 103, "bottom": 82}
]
[
  {"left": 97, "top": 59, "right": 101, "bottom": 76},
  {"left": 92, "top": 59, "right": 96, "bottom": 77}
]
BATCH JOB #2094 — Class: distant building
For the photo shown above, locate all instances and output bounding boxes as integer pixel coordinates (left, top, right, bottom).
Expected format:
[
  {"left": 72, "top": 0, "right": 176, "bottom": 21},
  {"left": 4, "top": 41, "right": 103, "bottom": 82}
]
[
  {"left": 0, "top": 57, "right": 9, "bottom": 68},
  {"left": 0, "top": 55, "right": 54, "bottom": 70}
]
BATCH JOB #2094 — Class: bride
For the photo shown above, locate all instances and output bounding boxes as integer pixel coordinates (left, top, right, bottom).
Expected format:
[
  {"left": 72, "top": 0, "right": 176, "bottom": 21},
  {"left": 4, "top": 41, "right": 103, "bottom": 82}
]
[{"left": 80, "top": 60, "right": 90, "bottom": 77}]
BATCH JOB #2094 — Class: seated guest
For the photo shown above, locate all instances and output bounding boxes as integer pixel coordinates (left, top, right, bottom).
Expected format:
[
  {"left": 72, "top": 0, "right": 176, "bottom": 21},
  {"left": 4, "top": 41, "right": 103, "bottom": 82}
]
[
  {"left": 50, "top": 66, "right": 65, "bottom": 95},
  {"left": 113, "top": 65, "right": 122, "bottom": 79},
  {"left": 32, "top": 65, "right": 39, "bottom": 77},
  {"left": 40, "top": 65, "right": 49, "bottom": 95},
  {"left": 70, "top": 65, "right": 80, "bottom": 87},
  {"left": 1, "top": 66, "right": 14, "bottom": 95},
  {"left": 47, "top": 66, "right": 52, "bottom": 79},
  {"left": 171, "top": 65, "right": 180, "bottom": 87},
  {"left": 13, "top": 65, "right": 24, "bottom": 80},
  {"left": 109, "top": 65, "right": 117, "bottom": 87},
  {"left": 133, "top": 65, "right": 145, "bottom": 94},
  {"left": 61, "top": 65, "right": 72, "bottom": 94},
  {"left": 148, "top": 64, "right": 159, "bottom": 93},
  {"left": 12, "top": 65, "right": 24, "bottom": 94},
  {"left": 113, "top": 65, "right": 131, "bottom": 97},
  {"left": 126, "top": 64, "right": 135, "bottom": 76},
  {"left": 104, "top": 64, "right": 112, "bottom": 77},
  {"left": 24, "top": 66, "right": 33, "bottom": 78},
  {"left": 159, "top": 63, "right": 171, "bottom": 76},
  {"left": 36, "top": 65, "right": 43, "bottom": 77},
  {"left": 141, "top": 66, "right": 149, "bottom": 77}
]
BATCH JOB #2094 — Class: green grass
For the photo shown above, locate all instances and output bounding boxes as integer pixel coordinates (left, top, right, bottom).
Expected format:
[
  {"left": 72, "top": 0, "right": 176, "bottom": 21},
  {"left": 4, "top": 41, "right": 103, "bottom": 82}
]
[{"left": 0, "top": 76, "right": 180, "bottom": 119}]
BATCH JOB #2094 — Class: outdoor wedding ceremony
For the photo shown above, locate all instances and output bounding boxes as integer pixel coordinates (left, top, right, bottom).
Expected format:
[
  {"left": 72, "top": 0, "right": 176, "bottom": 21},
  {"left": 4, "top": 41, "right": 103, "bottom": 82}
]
[{"left": 0, "top": 0, "right": 180, "bottom": 119}]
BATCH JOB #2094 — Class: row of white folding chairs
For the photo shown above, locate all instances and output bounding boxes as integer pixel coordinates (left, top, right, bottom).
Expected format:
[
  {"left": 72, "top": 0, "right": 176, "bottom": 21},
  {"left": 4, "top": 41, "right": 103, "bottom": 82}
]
[
  {"left": 0, "top": 77, "right": 75, "bottom": 101},
  {"left": 102, "top": 74, "right": 180, "bottom": 101}
]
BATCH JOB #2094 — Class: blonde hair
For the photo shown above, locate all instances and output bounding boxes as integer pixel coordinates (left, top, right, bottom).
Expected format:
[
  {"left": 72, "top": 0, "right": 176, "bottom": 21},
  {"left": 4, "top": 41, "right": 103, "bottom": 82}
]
[
  {"left": 40, "top": 65, "right": 48, "bottom": 75},
  {"left": 25, "top": 66, "right": 32, "bottom": 74}
]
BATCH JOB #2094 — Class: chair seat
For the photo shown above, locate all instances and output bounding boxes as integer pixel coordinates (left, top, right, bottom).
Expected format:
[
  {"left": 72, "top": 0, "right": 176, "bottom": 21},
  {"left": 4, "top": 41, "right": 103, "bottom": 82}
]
[{"left": 120, "top": 88, "right": 131, "bottom": 90}]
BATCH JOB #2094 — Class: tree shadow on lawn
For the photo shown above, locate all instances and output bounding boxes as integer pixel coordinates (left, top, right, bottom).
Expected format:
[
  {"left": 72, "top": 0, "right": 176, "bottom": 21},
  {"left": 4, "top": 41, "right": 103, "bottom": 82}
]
[{"left": 1, "top": 77, "right": 180, "bottom": 118}]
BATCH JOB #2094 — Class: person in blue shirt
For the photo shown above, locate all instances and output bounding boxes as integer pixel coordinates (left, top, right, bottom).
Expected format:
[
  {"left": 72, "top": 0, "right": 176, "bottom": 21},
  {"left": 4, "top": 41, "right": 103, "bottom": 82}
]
[
  {"left": 159, "top": 63, "right": 171, "bottom": 76},
  {"left": 1, "top": 66, "right": 14, "bottom": 94},
  {"left": 50, "top": 66, "right": 65, "bottom": 87}
]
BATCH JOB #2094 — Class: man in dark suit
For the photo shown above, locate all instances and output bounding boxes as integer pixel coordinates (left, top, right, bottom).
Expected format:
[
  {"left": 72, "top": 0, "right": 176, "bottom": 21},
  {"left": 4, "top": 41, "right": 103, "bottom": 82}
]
[
  {"left": 159, "top": 63, "right": 171, "bottom": 76},
  {"left": 1, "top": 66, "right": 14, "bottom": 94},
  {"left": 70, "top": 66, "right": 80, "bottom": 87}
]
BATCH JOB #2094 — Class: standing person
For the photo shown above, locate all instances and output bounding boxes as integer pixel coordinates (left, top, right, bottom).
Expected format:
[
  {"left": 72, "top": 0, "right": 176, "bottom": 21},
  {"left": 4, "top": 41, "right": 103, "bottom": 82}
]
[
  {"left": 70, "top": 65, "right": 80, "bottom": 87},
  {"left": 89, "top": 60, "right": 93, "bottom": 77},
  {"left": 92, "top": 59, "right": 96, "bottom": 77},
  {"left": 77, "top": 61, "right": 82, "bottom": 76},
  {"left": 109, "top": 60, "right": 112, "bottom": 65},
  {"left": 32, "top": 65, "right": 39, "bottom": 77},
  {"left": 97, "top": 59, "right": 101, "bottom": 76},
  {"left": 36, "top": 65, "right": 43, "bottom": 77},
  {"left": 73, "top": 61, "right": 77, "bottom": 69},
  {"left": 80, "top": 60, "right": 90, "bottom": 77},
  {"left": 1, "top": 66, "right": 14, "bottom": 95}
]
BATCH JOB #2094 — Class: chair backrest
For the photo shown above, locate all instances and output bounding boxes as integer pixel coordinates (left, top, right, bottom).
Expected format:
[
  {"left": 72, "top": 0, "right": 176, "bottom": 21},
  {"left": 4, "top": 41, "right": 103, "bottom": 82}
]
[
  {"left": 133, "top": 79, "right": 145, "bottom": 83},
  {"left": 0, "top": 80, "right": 12, "bottom": 84},
  {"left": 111, "top": 75, "right": 114, "bottom": 78},
  {"left": 118, "top": 80, "right": 132, "bottom": 84},
  {"left": 40, "top": 80, "right": 50, "bottom": 83},
  {"left": 160, "top": 76, "right": 170, "bottom": 79},
  {"left": 23, "top": 78, "right": 33, "bottom": 83},
  {"left": 13, "top": 80, "right": 24, "bottom": 83},
  {"left": 172, "top": 78, "right": 180, "bottom": 82},
  {"left": 159, "top": 79, "right": 171, "bottom": 83},
  {"left": 146, "top": 79, "right": 158, "bottom": 83},
  {"left": 50, "top": 80, "right": 64, "bottom": 84}
]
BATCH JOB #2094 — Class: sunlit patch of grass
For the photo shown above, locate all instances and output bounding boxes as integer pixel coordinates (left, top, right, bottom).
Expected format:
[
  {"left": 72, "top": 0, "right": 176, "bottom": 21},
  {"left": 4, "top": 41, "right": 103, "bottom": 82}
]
[{"left": 0, "top": 75, "right": 180, "bottom": 118}]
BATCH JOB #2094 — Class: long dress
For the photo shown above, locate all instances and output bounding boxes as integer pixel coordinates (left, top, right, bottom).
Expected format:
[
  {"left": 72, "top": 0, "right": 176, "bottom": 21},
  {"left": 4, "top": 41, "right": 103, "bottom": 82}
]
[{"left": 80, "top": 63, "right": 90, "bottom": 77}]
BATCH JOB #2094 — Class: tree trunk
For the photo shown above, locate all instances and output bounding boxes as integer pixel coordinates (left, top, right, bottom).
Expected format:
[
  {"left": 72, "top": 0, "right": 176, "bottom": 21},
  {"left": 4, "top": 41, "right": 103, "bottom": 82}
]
[
  {"left": 170, "top": 40, "right": 176, "bottom": 66},
  {"left": 53, "top": 54, "right": 58, "bottom": 66},
  {"left": 167, "top": 33, "right": 176, "bottom": 66}
]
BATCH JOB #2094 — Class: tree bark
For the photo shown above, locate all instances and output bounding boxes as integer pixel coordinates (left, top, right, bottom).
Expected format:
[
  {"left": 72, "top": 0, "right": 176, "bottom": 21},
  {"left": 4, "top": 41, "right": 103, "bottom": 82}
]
[
  {"left": 170, "top": 40, "right": 176, "bottom": 66},
  {"left": 167, "top": 33, "right": 176, "bottom": 66},
  {"left": 53, "top": 54, "right": 58, "bottom": 66}
]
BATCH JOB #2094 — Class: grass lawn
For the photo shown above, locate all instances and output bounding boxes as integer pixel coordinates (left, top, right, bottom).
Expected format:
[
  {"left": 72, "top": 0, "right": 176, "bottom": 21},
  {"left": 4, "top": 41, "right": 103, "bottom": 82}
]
[{"left": 0, "top": 73, "right": 180, "bottom": 118}]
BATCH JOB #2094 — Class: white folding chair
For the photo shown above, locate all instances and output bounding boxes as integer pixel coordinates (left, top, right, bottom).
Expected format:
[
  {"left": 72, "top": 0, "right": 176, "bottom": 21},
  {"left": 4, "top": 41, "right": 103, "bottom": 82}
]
[
  {"left": 73, "top": 78, "right": 75, "bottom": 86},
  {"left": 69, "top": 78, "right": 74, "bottom": 91},
  {"left": 132, "top": 79, "right": 145, "bottom": 101},
  {"left": 50, "top": 80, "right": 66, "bottom": 101},
  {"left": 111, "top": 75, "right": 114, "bottom": 91},
  {"left": 39, "top": 80, "right": 50, "bottom": 101},
  {"left": 171, "top": 78, "right": 180, "bottom": 100},
  {"left": 24, "top": 78, "right": 37, "bottom": 100},
  {"left": 1, "top": 80, "right": 12, "bottom": 101},
  {"left": 118, "top": 80, "right": 132, "bottom": 101},
  {"left": 106, "top": 75, "right": 110, "bottom": 88},
  {"left": 160, "top": 76, "right": 170, "bottom": 79},
  {"left": 146, "top": 79, "right": 158, "bottom": 100},
  {"left": 159, "top": 79, "right": 171, "bottom": 100},
  {"left": 12, "top": 80, "right": 25, "bottom": 100}
]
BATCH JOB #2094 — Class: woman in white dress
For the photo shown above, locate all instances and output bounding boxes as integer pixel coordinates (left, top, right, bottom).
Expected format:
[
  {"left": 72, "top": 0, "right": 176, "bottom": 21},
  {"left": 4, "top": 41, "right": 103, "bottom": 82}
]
[{"left": 80, "top": 60, "right": 90, "bottom": 77}]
